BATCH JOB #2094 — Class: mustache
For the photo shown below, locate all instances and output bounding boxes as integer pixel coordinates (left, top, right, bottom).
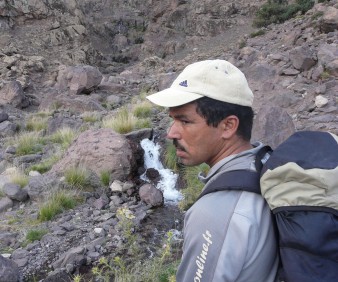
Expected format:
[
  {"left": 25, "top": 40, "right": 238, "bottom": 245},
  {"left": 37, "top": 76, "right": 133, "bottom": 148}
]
[{"left": 173, "top": 139, "right": 186, "bottom": 152}]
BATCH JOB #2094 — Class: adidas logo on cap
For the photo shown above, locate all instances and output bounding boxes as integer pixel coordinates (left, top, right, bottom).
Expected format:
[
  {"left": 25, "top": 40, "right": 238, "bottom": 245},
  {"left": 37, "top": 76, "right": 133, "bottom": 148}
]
[{"left": 179, "top": 80, "right": 188, "bottom": 87}]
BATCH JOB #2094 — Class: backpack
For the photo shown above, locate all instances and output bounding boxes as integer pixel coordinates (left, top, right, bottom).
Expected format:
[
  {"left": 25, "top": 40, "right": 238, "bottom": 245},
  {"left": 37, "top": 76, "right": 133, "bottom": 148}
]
[{"left": 198, "top": 131, "right": 338, "bottom": 282}]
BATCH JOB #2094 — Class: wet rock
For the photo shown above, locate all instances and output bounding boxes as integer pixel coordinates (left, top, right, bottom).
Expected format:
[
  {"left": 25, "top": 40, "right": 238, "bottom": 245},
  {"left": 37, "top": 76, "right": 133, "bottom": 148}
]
[{"left": 139, "top": 183, "right": 164, "bottom": 207}]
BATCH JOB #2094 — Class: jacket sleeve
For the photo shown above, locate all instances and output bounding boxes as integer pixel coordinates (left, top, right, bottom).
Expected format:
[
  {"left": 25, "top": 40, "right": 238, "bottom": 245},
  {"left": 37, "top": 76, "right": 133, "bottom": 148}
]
[{"left": 176, "top": 190, "right": 257, "bottom": 282}]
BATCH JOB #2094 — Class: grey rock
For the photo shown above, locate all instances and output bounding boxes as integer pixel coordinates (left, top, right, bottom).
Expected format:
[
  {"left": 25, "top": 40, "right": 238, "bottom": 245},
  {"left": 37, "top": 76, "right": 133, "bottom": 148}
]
[
  {"left": 0, "top": 197, "right": 13, "bottom": 213},
  {"left": 3, "top": 183, "right": 29, "bottom": 202},
  {"left": 139, "top": 183, "right": 164, "bottom": 207},
  {"left": 0, "top": 255, "right": 20, "bottom": 282}
]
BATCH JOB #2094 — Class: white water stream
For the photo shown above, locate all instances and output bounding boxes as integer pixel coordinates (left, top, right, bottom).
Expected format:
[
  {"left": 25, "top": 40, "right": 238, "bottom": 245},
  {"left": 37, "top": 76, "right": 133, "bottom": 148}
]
[{"left": 140, "top": 138, "right": 182, "bottom": 203}]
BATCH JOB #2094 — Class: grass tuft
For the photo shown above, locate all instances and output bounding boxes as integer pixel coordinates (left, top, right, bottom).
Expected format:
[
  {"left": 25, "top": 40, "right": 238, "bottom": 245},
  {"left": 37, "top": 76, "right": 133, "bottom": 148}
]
[
  {"left": 64, "top": 166, "right": 90, "bottom": 189},
  {"left": 9, "top": 170, "right": 29, "bottom": 188},
  {"left": 26, "top": 115, "right": 49, "bottom": 132},
  {"left": 38, "top": 190, "right": 79, "bottom": 221},
  {"left": 100, "top": 170, "right": 111, "bottom": 186},
  {"left": 102, "top": 106, "right": 151, "bottom": 134},
  {"left": 132, "top": 101, "right": 153, "bottom": 118},
  {"left": 28, "top": 154, "right": 61, "bottom": 174},
  {"left": 12, "top": 132, "right": 43, "bottom": 156},
  {"left": 48, "top": 127, "right": 77, "bottom": 149}
]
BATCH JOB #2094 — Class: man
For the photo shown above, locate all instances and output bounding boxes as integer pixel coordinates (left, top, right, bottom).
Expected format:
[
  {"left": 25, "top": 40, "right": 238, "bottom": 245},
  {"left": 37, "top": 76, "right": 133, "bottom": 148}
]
[{"left": 147, "top": 60, "right": 279, "bottom": 282}]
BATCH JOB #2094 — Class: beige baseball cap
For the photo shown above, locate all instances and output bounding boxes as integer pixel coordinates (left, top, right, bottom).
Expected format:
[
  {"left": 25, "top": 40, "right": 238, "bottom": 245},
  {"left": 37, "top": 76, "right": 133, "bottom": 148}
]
[{"left": 146, "top": 59, "right": 253, "bottom": 107}]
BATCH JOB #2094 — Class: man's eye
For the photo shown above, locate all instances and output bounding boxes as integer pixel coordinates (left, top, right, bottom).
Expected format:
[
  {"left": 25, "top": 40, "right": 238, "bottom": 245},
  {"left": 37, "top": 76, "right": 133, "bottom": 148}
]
[{"left": 181, "top": 120, "right": 189, "bottom": 125}]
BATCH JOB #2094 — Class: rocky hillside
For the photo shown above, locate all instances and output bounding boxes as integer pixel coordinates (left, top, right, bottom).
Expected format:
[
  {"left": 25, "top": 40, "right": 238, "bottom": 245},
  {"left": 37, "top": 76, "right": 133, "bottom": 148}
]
[{"left": 0, "top": 0, "right": 338, "bottom": 281}]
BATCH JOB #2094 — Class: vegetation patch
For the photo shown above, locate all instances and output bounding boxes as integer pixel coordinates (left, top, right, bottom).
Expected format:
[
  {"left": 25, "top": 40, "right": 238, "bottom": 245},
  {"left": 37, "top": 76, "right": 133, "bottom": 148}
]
[
  {"left": 100, "top": 170, "right": 111, "bottom": 186},
  {"left": 28, "top": 154, "right": 61, "bottom": 174},
  {"left": 25, "top": 228, "right": 48, "bottom": 244},
  {"left": 9, "top": 170, "right": 29, "bottom": 188},
  {"left": 164, "top": 142, "right": 179, "bottom": 172},
  {"left": 48, "top": 127, "right": 77, "bottom": 149},
  {"left": 88, "top": 230, "right": 180, "bottom": 282},
  {"left": 250, "top": 29, "right": 266, "bottom": 38},
  {"left": 132, "top": 101, "right": 153, "bottom": 118},
  {"left": 26, "top": 115, "right": 49, "bottom": 132},
  {"left": 64, "top": 166, "right": 90, "bottom": 189},
  {"left": 254, "top": 0, "right": 315, "bottom": 27},
  {"left": 102, "top": 106, "right": 151, "bottom": 134},
  {"left": 38, "top": 190, "right": 79, "bottom": 221},
  {"left": 12, "top": 132, "right": 44, "bottom": 156}
]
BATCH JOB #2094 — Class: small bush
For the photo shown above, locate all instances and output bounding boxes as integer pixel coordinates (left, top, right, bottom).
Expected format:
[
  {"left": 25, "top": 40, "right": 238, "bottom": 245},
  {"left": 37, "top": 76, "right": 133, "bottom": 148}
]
[
  {"left": 250, "top": 29, "right": 266, "bottom": 38},
  {"left": 102, "top": 107, "right": 151, "bottom": 134},
  {"left": 100, "top": 170, "right": 111, "bottom": 186},
  {"left": 48, "top": 127, "right": 76, "bottom": 149},
  {"left": 28, "top": 154, "right": 61, "bottom": 174},
  {"left": 239, "top": 40, "right": 246, "bottom": 49},
  {"left": 13, "top": 132, "right": 43, "bottom": 156},
  {"left": 320, "top": 70, "right": 331, "bottom": 80},
  {"left": 9, "top": 170, "right": 29, "bottom": 188},
  {"left": 25, "top": 229, "right": 48, "bottom": 243},
  {"left": 91, "top": 230, "right": 180, "bottom": 282},
  {"left": 102, "top": 107, "right": 136, "bottom": 134},
  {"left": 39, "top": 190, "right": 78, "bottom": 221},
  {"left": 26, "top": 115, "right": 49, "bottom": 132},
  {"left": 132, "top": 101, "right": 152, "bottom": 118},
  {"left": 64, "top": 166, "right": 90, "bottom": 189},
  {"left": 81, "top": 112, "right": 101, "bottom": 123},
  {"left": 253, "top": 0, "right": 315, "bottom": 27}
]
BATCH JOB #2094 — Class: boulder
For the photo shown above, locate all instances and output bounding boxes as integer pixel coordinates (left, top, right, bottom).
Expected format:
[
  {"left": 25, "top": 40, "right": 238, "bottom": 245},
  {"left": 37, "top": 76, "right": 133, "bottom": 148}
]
[
  {"left": 51, "top": 128, "right": 135, "bottom": 181},
  {"left": 289, "top": 45, "right": 317, "bottom": 71},
  {"left": 319, "top": 6, "right": 338, "bottom": 33},
  {"left": 139, "top": 183, "right": 164, "bottom": 207},
  {"left": 0, "top": 255, "right": 20, "bottom": 282},
  {"left": 252, "top": 105, "right": 296, "bottom": 149},
  {"left": 3, "top": 183, "right": 28, "bottom": 202},
  {"left": 0, "top": 81, "right": 29, "bottom": 109},
  {"left": 56, "top": 65, "right": 103, "bottom": 95}
]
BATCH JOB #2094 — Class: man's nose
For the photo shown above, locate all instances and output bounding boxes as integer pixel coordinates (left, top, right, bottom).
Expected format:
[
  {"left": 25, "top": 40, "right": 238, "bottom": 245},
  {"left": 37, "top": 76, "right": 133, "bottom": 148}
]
[{"left": 167, "top": 122, "right": 180, "bottom": 140}]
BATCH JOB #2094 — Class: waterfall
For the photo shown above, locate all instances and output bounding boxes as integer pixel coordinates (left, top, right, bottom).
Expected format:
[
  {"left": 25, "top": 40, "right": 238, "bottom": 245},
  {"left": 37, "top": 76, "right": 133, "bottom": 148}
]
[{"left": 140, "top": 138, "right": 182, "bottom": 203}]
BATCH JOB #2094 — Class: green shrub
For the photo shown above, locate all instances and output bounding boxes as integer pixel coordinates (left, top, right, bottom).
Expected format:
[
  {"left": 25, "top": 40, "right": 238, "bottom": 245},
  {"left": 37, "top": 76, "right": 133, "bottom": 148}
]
[
  {"left": 64, "top": 166, "right": 90, "bottom": 189},
  {"left": 250, "top": 29, "right": 266, "bottom": 38},
  {"left": 100, "top": 170, "right": 111, "bottom": 186},
  {"left": 48, "top": 127, "right": 76, "bottom": 149},
  {"left": 13, "top": 132, "right": 43, "bottom": 156},
  {"left": 102, "top": 107, "right": 136, "bottom": 134},
  {"left": 81, "top": 112, "right": 101, "bottom": 123},
  {"left": 28, "top": 154, "right": 61, "bottom": 174},
  {"left": 253, "top": 0, "right": 315, "bottom": 27},
  {"left": 26, "top": 115, "right": 49, "bottom": 132},
  {"left": 102, "top": 107, "right": 151, "bottom": 134},
  {"left": 9, "top": 170, "right": 29, "bottom": 188},
  {"left": 132, "top": 101, "right": 152, "bottom": 118},
  {"left": 25, "top": 229, "right": 48, "bottom": 243},
  {"left": 39, "top": 190, "right": 78, "bottom": 221},
  {"left": 91, "top": 230, "right": 180, "bottom": 282},
  {"left": 239, "top": 40, "right": 247, "bottom": 49}
]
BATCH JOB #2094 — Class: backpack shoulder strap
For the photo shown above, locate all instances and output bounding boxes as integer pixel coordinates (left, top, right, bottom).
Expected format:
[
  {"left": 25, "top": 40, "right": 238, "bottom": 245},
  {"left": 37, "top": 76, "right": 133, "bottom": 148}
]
[{"left": 198, "top": 170, "right": 261, "bottom": 200}]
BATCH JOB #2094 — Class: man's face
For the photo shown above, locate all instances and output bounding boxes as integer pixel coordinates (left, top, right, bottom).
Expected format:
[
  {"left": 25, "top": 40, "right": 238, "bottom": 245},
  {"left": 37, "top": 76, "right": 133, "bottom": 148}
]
[{"left": 167, "top": 103, "right": 225, "bottom": 167}]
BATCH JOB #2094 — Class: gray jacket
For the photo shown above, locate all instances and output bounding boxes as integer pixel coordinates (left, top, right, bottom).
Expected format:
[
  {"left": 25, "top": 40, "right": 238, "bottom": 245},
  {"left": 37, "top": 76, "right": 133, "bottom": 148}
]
[{"left": 176, "top": 143, "right": 279, "bottom": 282}]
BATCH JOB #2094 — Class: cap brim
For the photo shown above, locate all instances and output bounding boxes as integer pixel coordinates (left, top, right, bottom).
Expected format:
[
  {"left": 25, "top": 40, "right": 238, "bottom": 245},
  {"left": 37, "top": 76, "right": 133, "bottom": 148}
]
[{"left": 146, "top": 88, "right": 204, "bottom": 107}]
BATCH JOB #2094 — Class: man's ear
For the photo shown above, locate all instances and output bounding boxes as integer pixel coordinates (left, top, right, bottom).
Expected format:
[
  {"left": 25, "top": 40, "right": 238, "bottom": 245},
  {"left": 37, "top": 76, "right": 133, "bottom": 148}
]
[{"left": 220, "top": 115, "right": 239, "bottom": 139}]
